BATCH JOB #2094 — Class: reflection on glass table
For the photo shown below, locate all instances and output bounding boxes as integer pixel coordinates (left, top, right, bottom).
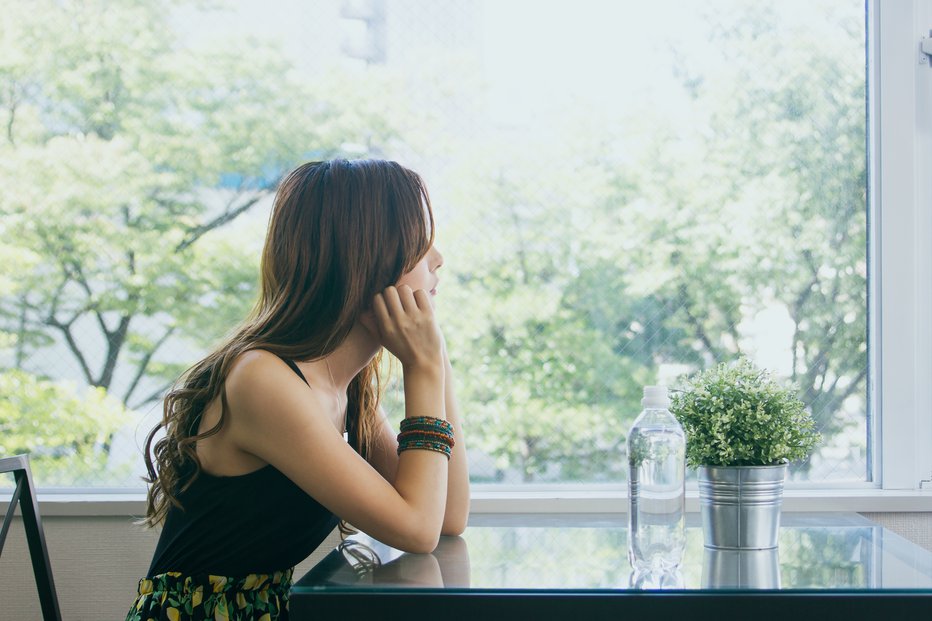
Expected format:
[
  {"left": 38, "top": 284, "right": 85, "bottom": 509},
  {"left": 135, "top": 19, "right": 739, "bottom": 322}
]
[
  {"left": 291, "top": 513, "right": 932, "bottom": 619},
  {"left": 328, "top": 533, "right": 471, "bottom": 589}
]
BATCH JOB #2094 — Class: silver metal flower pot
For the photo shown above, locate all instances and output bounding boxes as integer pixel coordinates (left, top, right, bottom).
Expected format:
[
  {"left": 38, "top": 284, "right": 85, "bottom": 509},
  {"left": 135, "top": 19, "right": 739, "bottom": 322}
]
[{"left": 698, "top": 463, "right": 787, "bottom": 550}]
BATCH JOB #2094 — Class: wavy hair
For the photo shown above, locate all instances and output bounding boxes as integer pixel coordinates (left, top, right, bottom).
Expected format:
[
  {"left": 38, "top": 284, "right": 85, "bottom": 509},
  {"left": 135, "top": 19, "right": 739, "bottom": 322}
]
[{"left": 142, "top": 159, "right": 435, "bottom": 527}]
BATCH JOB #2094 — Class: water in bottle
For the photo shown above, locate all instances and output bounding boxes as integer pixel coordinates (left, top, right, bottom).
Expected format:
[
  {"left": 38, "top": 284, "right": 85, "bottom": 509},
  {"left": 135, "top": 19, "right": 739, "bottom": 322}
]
[{"left": 627, "top": 385, "right": 686, "bottom": 578}]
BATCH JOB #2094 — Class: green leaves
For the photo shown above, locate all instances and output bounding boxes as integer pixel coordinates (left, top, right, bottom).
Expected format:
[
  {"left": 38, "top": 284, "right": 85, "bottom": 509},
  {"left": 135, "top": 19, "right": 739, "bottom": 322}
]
[
  {"left": 0, "top": 0, "right": 866, "bottom": 487},
  {"left": 0, "top": 0, "right": 406, "bottom": 415},
  {"left": 670, "top": 358, "right": 821, "bottom": 468},
  {"left": 0, "top": 369, "right": 131, "bottom": 484}
]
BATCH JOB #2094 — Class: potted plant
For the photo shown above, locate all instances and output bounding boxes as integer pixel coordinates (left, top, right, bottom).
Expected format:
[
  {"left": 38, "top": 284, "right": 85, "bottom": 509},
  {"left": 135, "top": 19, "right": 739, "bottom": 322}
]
[{"left": 671, "top": 358, "right": 820, "bottom": 550}]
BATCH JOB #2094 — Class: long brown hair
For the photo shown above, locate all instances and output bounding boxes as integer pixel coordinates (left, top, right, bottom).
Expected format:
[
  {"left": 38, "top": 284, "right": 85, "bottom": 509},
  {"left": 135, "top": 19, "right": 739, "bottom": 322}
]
[{"left": 142, "top": 159, "right": 435, "bottom": 527}]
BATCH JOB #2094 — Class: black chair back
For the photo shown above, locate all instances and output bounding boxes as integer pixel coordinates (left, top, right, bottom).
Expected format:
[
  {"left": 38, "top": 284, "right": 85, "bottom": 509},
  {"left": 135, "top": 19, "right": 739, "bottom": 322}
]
[{"left": 0, "top": 454, "right": 62, "bottom": 621}]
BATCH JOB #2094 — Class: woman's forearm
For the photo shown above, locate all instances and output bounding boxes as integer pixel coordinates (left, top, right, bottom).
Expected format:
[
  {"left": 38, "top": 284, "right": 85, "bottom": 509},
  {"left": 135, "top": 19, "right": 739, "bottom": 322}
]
[
  {"left": 441, "top": 354, "right": 470, "bottom": 535},
  {"left": 393, "top": 363, "right": 449, "bottom": 549}
]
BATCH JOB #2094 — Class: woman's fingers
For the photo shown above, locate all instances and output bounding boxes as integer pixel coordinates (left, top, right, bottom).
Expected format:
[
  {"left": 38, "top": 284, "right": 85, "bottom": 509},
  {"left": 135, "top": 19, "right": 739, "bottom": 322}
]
[
  {"left": 382, "top": 286, "right": 404, "bottom": 316},
  {"left": 370, "top": 285, "right": 441, "bottom": 369},
  {"left": 413, "top": 288, "right": 432, "bottom": 311},
  {"left": 396, "top": 285, "right": 421, "bottom": 314},
  {"left": 380, "top": 286, "right": 430, "bottom": 318}
]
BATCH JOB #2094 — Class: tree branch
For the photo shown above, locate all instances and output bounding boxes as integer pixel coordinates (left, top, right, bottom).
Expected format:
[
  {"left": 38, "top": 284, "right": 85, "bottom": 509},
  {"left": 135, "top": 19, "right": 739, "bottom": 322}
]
[
  {"left": 176, "top": 193, "right": 264, "bottom": 252},
  {"left": 790, "top": 274, "right": 819, "bottom": 382},
  {"left": 5, "top": 80, "right": 19, "bottom": 145},
  {"left": 131, "top": 380, "right": 175, "bottom": 411},
  {"left": 677, "top": 283, "right": 719, "bottom": 359},
  {"left": 45, "top": 315, "right": 95, "bottom": 385},
  {"left": 6, "top": 101, "right": 15, "bottom": 145},
  {"left": 836, "top": 366, "right": 868, "bottom": 405},
  {"left": 46, "top": 271, "right": 72, "bottom": 320},
  {"left": 123, "top": 325, "right": 176, "bottom": 404},
  {"left": 804, "top": 272, "right": 842, "bottom": 405},
  {"left": 14, "top": 294, "right": 28, "bottom": 369},
  {"left": 826, "top": 368, "right": 843, "bottom": 398},
  {"left": 98, "top": 313, "right": 131, "bottom": 389},
  {"left": 67, "top": 259, "right": 114, "bottom": 339}
]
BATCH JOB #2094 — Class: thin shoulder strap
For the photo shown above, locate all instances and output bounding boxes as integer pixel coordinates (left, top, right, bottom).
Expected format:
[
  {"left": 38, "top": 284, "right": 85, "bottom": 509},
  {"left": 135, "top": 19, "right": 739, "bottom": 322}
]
[{"left": 282, "top": 359, "right": 310, "bottom": 386}]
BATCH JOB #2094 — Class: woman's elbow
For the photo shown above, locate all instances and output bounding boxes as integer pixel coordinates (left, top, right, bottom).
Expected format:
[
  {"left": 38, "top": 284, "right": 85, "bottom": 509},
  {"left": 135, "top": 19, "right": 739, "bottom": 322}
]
[
  {"left": 395, "top": 519, "right": 442, "bottom": 554},
  {"left": 440, "top": 514, "right": 468, "bottom": 537},
  {"left": 399, "top": 531, "right": 441, "bottom": 554},
  {"left": 440, "top": 525, "right": 466, "bottom": 537}
]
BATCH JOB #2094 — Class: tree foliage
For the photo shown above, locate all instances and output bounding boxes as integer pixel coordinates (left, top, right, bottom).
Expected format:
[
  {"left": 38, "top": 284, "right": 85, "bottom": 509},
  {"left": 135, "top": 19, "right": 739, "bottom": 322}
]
[
  {"left": 0, "top": 0, "right": 868, "bottom": 485},
  {"left": 442, "top": 2, "right": 865, "bottom": 481},
  {"left": 0, "top": 369, "right": 129, "bottom": 484},
  {"left": 0, "top": 0, "right": 402, "bottom": 412}
]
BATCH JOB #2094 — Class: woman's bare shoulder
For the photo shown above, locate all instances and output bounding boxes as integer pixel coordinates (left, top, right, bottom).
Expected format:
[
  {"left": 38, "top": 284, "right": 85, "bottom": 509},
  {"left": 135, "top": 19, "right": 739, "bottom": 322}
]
[
  {"left": 224, "top": 349, "right": 325, "bottom": 421},
  {"left": 227, "top": 348, "right": 286, "bottom": 377},
  {"left": 226, "top": 348, "right": 303, "bottom": 385}
]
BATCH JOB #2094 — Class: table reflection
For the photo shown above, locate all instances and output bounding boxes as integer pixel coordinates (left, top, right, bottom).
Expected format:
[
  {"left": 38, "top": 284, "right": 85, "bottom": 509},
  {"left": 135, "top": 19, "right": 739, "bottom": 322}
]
[
  {"left": 702, "top": 548, "right": 781, "bottom": 589},
  {"left": 326, "top": 534, "right": 470, "bottom": 588},
  {"left": 297, "top": 514, "right": 932, "bottom": 591},
  {"left": 292, "top": 514, "right": 932, "bottom": 619}
]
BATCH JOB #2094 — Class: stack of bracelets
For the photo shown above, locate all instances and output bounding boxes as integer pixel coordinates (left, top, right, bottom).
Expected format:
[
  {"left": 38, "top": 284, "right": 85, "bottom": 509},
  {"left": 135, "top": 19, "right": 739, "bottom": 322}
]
[{"left": 396, "top": 416, "right": 455, "bottom": 460}]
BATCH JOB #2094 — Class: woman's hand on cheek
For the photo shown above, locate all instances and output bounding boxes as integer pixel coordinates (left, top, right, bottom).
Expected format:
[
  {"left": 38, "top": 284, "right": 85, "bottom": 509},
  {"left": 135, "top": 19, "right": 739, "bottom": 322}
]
[{"left": 372, "top": 285, "right": 443, "bottom": 371}]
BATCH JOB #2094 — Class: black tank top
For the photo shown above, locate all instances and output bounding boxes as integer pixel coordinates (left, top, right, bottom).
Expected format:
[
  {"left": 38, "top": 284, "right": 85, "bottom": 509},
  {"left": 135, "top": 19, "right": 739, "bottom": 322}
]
[{"left": 147, "top": 359, "right": 340, "bottom": 577}]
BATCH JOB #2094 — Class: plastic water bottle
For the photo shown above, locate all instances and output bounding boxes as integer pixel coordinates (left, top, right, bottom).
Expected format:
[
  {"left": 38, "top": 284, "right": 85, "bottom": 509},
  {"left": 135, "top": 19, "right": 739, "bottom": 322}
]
[{"left": 627, "top": 386, "right": 686, "bottom": 577}]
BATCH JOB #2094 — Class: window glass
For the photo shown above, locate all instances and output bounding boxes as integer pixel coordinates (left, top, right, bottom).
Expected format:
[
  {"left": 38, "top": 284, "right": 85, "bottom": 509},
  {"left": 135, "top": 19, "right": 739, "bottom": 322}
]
[{"left": 0, "top": 0, "right": 867, "bottom": 487}]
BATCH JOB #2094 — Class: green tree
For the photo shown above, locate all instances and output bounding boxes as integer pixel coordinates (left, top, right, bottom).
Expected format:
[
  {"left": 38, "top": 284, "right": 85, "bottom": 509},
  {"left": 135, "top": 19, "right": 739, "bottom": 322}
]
[
  {"left": 0, "top": 0, "right": 418, "bottom": 486},
  {"left": 0, "top": 0, "right": 402, "bottom": 411},
  {"left": 0, "top": 369, "right": 128, "bottom": 484},
  {"left": 440, "top": 137, "right": 652, "bottom": 482},
  {"left": 440, "top": 1, "right": 866, "bottom": 481},
  {"left": 643, "top": 1, "right": 867, "bottom": 445}
]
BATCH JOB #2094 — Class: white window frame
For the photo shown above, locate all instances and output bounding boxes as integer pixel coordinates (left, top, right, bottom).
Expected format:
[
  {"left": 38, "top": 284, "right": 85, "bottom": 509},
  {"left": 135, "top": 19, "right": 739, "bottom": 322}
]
[
  {"left": 4, "top": 0, "right": 932, "bottom": 517},
  {"left": 874, "top": 0, "right": 932, "bottom": 491}
]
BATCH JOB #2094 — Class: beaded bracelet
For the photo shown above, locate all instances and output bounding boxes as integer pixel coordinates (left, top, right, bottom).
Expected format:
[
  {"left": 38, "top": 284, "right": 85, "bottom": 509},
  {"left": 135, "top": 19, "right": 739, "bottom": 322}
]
[
  {"left": 399, "top": 416, "right": 454, "bottom": 435},
  {"left": 397, "top": 439, "right": 452, "bottom": 460},
  {"left": 397, "top": 429, "right": 455, "bottom": 448},
  {"left": 397, "top": 416, "right": 454, "bottom": 460},
  {"left": 399, "top": 439, "right": 452, "bottom": 453}
]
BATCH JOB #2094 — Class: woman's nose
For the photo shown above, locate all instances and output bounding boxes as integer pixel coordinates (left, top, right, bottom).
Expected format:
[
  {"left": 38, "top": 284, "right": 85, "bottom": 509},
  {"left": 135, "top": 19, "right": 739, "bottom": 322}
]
[{"left": 432, "top": 246, "right": 444, "bottom": 270}]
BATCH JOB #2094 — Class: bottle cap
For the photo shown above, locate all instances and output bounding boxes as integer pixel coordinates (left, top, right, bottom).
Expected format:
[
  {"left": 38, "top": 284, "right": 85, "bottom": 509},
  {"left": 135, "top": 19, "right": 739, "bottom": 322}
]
[{"left": 642, "top": 385, "right": 670, "bottom": 409}]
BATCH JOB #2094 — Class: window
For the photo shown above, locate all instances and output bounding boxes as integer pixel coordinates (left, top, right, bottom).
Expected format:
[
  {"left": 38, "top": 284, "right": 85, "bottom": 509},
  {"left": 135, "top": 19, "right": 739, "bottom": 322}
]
[{"left": 0, "top": 0, "right": 928, "bottom": 493}]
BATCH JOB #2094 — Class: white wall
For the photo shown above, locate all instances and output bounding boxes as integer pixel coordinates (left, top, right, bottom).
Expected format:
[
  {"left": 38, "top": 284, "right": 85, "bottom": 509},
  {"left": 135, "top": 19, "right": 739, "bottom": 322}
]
[{"left": 861, "top": 512, "right": 932, "bottom": 551}]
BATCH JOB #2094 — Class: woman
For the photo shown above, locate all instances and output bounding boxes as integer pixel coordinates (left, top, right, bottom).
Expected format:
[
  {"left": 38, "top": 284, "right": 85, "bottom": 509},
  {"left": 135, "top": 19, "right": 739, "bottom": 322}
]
[{"left": 127, "top": 159, "right": 469, "bottom": 620}]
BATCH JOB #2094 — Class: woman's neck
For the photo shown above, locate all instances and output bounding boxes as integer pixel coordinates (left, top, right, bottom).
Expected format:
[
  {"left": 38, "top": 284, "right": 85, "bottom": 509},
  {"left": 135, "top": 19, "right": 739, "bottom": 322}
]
[{"left": 315, "top": 321, "right": 381, "bottom": 394}]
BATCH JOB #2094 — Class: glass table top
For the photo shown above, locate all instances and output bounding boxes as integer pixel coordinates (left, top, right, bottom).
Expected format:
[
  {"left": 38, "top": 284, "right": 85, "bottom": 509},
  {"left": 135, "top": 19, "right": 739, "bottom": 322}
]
[{"left": 293, "top": 513, "right": 932, "bottom": 592}]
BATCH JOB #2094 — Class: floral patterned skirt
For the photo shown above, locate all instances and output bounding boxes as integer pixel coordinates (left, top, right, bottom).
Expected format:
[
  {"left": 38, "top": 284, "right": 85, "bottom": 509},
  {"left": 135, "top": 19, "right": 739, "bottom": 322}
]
[{"left": 125, "top": 568, "right": 293, "bottom": 621}]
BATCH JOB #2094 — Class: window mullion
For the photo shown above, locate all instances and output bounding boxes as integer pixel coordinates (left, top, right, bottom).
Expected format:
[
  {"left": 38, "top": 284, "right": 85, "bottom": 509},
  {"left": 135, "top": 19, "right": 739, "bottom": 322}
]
[{"left": 875, "top": 0, "right": 932, "bottom": 490}]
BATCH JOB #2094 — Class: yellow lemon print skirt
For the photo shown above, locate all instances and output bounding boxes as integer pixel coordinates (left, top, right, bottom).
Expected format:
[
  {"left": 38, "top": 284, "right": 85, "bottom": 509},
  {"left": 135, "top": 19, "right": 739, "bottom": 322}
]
[{"left": 125, "top": 568, "right": 291, "bottom": 621}]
